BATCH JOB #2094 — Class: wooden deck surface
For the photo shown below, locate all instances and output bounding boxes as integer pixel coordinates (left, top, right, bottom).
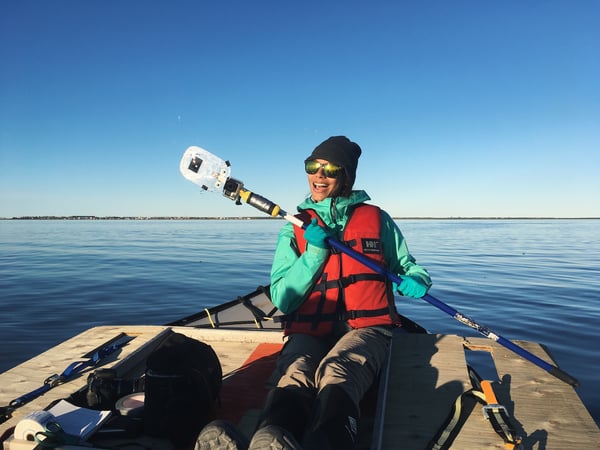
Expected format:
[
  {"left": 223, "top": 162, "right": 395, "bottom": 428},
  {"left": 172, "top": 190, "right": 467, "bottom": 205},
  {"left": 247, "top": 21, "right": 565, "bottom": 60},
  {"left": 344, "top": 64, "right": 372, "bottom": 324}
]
[
  {"left": 1, "top": 326, "right": 599, "bottom": 449},
  {"left": 382, "top": 333, "right": 600, "bottom": 449}
]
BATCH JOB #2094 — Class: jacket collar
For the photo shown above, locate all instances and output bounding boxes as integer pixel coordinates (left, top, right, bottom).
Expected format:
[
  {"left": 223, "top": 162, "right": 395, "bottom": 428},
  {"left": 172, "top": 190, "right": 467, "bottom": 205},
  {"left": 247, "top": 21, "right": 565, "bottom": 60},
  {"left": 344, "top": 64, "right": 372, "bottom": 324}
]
[{"left": 298, "top": 190, "right": 371, "bottom": 228}]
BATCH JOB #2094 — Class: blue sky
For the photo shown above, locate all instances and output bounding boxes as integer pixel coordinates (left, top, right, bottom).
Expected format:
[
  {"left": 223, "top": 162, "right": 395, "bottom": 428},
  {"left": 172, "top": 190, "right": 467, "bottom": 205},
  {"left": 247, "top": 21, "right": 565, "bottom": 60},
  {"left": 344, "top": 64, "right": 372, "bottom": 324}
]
[{"left": 1, "top": 0, "right": 598, "bottom": 218}]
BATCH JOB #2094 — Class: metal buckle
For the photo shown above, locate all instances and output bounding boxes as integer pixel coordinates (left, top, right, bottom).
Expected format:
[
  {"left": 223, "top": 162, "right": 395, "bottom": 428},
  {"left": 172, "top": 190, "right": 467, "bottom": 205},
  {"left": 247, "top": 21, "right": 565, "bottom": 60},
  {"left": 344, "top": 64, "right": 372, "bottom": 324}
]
[
  {"left": 44, "top": 374, "right": 61, "bottom": 387},
  {"left": 482, "top": 404, "right": 523, "bottom": 449},
  {"left": 482, "top": 403, "right": 509, "bottom": 420}
]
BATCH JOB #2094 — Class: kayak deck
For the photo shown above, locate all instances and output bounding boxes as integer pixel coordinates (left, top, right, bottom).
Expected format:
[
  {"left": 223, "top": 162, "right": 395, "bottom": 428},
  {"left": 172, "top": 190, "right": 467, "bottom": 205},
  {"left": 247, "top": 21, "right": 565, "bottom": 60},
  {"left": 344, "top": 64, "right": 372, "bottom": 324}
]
[
  {"left": 1, "top": 326, "right": 599, "bottom": 449},
  {"left": 382, "top": 333, "right": 600, "bottom": 449}
]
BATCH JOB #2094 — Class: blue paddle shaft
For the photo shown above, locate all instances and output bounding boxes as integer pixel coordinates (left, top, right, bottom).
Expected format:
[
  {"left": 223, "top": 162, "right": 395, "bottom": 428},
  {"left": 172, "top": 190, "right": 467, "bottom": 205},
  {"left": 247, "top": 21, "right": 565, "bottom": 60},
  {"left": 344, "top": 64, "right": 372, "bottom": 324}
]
[{"left": 325, "top": 237, "right": 579, "bottom": 387}]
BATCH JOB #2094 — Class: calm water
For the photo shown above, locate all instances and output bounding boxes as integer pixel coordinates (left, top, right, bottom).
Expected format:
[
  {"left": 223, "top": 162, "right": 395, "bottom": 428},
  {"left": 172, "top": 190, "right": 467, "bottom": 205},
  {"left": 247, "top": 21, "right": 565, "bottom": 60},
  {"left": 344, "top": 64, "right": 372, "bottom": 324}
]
[{"left": 1, "top": 219, "right": 599, "bottom": 425}]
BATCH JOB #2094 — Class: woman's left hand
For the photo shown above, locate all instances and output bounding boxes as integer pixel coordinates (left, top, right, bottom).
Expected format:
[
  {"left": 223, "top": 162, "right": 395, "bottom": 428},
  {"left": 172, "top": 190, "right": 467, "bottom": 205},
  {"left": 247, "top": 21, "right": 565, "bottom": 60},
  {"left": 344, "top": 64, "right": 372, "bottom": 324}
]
[{"left": 394, "top": 276, "right": 428, "bottom": 298}]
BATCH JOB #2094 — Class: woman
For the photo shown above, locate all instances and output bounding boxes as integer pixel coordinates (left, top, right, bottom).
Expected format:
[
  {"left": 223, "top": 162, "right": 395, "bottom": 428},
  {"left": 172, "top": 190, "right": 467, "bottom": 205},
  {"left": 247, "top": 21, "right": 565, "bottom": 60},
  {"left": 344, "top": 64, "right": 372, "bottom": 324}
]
[{"left": 197, "top": 136, "right": 431, "bottom": 450}]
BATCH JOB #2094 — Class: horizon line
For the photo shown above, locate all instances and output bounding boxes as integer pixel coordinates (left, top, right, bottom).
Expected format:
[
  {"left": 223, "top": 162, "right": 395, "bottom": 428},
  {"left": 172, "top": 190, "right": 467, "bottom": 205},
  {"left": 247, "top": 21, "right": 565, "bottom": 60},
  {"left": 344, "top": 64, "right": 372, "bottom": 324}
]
[{"left": 2, "top": 215, "right": 599, "bottom": 221}]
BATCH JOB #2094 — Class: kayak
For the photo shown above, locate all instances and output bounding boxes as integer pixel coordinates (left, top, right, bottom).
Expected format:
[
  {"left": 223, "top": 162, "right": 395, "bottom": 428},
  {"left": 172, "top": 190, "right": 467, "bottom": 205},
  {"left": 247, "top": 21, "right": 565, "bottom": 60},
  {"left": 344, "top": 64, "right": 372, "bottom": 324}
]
[
  {"left": 1, "top": 285, "right": 599, "bottom": 450},
  {"left": 166, "top": 284, "right": 427, "bottom": 334}
]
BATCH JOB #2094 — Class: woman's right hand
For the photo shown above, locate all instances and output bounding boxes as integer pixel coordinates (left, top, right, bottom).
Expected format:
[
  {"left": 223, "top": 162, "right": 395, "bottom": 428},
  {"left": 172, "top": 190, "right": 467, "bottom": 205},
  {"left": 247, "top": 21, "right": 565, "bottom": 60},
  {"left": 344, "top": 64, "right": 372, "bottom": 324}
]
[{"left": 303, "top": 218, "right": 330, "bottom": 249}]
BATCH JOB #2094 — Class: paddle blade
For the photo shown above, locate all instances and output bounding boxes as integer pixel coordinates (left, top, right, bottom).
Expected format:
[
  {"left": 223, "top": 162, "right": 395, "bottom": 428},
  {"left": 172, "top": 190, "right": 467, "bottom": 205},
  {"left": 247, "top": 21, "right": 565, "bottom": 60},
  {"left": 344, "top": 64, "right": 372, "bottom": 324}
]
[{"left": 180, "top": 146, "right": 231, "bottom": 192}]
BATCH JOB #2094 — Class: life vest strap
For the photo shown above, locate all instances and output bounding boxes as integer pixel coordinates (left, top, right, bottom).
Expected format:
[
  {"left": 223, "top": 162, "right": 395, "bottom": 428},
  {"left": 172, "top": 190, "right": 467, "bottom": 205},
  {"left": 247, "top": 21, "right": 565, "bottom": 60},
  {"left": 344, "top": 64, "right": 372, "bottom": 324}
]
[
  {"left": 282, "top": 307, "right": 391, "bottom": 325},
  {"left": 314, "top": 273, "right": 385, "bottom": 290},
  {"left": 343, "top": 307, "right": 391, "bottom": 320}
]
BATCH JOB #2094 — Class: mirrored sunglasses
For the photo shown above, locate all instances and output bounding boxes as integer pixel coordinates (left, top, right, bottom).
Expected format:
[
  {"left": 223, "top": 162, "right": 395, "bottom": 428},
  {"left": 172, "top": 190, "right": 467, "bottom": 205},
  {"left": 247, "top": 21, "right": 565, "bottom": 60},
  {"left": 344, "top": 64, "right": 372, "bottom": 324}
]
[{"left": 304, "top": 160, "right": 343, "bottom": 178}]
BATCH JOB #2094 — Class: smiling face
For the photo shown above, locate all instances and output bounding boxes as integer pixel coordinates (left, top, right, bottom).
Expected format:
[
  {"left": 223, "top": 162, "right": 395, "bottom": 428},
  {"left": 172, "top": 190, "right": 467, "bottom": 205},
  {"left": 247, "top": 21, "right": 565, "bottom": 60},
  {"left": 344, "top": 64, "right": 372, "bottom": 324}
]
[{"left": 307, "top": 158, "right": 342, "bottom": 202}]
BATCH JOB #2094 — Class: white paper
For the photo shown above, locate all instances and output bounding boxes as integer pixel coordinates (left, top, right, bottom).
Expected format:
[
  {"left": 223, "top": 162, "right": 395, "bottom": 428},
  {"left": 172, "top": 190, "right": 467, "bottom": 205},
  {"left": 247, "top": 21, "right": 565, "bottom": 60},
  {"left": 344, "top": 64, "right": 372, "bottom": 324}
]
[{"left": 47, "top": 399, "right": 112, "bottom": 440}]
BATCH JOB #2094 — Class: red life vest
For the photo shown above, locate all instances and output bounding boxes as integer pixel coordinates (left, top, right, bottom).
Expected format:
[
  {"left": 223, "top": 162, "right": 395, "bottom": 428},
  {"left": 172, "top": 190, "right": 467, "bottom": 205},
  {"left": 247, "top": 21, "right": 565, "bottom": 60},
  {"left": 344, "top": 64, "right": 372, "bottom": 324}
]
[{"left": 286, "top": 204, "right": 400, "bottom": 337}]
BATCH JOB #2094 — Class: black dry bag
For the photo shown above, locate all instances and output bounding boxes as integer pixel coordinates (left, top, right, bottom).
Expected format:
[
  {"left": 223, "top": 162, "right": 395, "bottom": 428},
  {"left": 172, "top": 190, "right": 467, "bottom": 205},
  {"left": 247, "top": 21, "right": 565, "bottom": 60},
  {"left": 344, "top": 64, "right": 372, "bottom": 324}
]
[{"left": 143, "top": 332, "right": 222, "bottom": 448}]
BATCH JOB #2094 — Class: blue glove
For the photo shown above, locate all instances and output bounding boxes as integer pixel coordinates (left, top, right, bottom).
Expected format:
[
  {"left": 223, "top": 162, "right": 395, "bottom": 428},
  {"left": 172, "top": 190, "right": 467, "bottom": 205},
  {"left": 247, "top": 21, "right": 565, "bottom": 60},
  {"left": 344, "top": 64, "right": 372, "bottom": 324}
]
[
  {"left": 394, "top": 276, "right": 428, "bottom": 298},
  {"left": 303, "top": 218, "right": 330, "bottom": 249}
]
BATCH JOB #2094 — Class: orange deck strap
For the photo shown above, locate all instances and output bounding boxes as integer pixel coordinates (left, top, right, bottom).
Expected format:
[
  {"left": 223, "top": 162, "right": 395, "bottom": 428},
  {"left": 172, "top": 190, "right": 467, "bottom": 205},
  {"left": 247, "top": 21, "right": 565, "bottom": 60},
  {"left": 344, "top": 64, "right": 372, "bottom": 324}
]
[
  {"left": 480, "top": 380, "right": 522, "bottom": 450},
  {"left": 480, "top": 380, "right": 499, "bottom": 404}
]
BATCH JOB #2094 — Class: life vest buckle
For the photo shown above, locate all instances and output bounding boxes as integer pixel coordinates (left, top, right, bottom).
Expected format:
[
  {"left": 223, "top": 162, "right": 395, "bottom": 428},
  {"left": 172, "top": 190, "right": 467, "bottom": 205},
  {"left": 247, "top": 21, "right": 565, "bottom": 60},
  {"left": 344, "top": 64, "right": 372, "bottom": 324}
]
[
  {"left": 340, "top": 275, "right": 357, "bottom": 287},
  {"left": 343, "top": 311, "right": 357, "bottom": 320}
]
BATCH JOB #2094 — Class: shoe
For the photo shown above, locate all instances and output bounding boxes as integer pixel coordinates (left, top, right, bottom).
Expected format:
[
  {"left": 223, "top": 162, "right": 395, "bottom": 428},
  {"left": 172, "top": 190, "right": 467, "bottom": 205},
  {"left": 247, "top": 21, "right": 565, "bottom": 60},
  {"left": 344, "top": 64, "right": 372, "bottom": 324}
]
[
  {"left": 248, "top": 425, "right": 303, "bottom": 450},
  {"left": 195, "top": 420, "right": 250, "bottom": 450}
]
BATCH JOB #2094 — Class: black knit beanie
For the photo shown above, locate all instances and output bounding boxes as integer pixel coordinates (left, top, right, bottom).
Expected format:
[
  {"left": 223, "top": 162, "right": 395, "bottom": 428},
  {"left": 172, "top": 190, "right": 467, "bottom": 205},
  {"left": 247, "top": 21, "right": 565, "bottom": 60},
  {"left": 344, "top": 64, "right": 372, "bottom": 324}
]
[{"left": 305, "top": 136, "right": 362, "bottom": 188}]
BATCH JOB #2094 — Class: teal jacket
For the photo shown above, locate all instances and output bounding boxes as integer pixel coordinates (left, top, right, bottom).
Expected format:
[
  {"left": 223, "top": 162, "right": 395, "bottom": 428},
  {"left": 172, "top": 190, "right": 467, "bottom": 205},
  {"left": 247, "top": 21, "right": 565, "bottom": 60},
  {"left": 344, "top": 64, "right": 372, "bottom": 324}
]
[{"left": 270, "top": 190, "right": 432, "bottom": 314}]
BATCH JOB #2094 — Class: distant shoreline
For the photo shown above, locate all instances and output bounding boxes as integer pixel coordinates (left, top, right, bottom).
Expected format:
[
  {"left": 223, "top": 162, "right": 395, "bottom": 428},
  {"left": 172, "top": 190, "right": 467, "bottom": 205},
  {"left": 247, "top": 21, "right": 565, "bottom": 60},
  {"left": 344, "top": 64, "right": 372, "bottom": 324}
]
[{"left": 2, "top": 216, "right": 598, "bottom": 221}]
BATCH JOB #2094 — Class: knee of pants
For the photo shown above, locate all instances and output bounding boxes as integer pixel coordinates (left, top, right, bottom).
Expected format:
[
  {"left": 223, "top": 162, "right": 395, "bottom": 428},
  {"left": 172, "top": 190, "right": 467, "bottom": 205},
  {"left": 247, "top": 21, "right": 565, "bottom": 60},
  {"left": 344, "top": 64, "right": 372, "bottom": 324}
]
[
  {"left": 276, "top": 334, "right": 332, "bottom": 389},
  {"left": 314, "top": 328, "right": 390, "bottom": 399}
]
